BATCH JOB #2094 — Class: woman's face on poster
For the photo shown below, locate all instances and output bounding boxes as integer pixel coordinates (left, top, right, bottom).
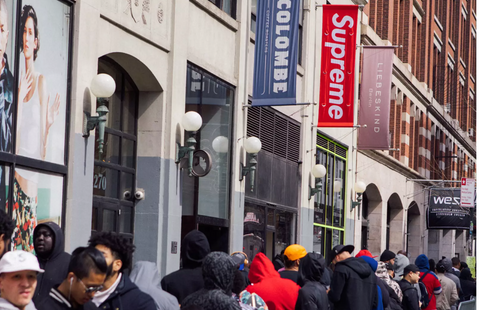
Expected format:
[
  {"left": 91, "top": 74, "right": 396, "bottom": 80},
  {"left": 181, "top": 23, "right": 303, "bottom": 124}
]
[
  {"left": 0, "top": 10, "right": 8, "bottom": 62},
  {"left": 23, "top": 16, "right": 36, "bottom": 59}
]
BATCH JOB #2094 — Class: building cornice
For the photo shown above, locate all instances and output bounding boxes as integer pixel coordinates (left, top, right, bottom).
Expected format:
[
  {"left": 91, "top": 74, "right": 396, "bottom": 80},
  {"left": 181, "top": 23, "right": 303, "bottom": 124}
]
[{"left": 359, "top": 149, "right": 428, "bottom": 181}]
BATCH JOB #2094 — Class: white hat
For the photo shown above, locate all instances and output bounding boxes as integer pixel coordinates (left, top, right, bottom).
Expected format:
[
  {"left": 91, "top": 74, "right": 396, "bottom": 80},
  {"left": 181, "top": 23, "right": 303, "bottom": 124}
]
[{"left": 0, "top": 251, "right": 44, "bottom": 273}]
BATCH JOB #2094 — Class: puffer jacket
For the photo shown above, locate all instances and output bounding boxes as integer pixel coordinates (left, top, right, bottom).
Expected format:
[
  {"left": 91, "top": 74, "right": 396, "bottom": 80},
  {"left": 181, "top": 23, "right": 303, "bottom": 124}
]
[
  {"left": 182, "top": 252, "right": 241, "bottom": 310},
  {"left": 295, "top": 253, "right": 328, "bottom": 310}
]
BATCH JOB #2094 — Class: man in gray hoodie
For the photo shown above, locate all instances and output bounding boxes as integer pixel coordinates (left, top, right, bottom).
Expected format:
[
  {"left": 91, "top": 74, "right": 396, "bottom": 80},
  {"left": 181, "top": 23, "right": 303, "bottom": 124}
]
[{"left": 130, "top": 262, "right": 179, "bottom": 310}]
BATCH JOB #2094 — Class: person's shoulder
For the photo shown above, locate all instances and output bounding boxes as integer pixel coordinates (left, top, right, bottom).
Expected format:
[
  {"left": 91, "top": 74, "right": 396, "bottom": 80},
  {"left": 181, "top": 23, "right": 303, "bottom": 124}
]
[{"left": 120, "top": 277, "right": 156, "bottom": 307}]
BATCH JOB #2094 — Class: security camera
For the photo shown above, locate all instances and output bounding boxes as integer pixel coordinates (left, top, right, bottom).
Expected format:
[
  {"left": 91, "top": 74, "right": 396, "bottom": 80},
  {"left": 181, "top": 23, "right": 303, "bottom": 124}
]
[
  {"left": 134, "top": 189, "right": 145, "bottom": 200},
  {"left": 123, "top": 191, "right": 132, "bottom": 200}
]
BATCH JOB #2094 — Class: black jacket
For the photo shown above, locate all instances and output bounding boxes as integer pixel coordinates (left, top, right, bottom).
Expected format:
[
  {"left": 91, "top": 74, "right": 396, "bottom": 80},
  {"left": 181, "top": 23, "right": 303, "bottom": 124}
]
[
  {"left": 459, "top": 268, "right": 476, "bottom": 300},
  {"left": 398, "top": 279, "right": 420, "bottom": 310},
  {"left": 98, "top": 274, "right": 156, "bottom": 310},
  {"left": 295, "top": 253, "right": 329, "bottom": 310},
  {"left": 385, "top": 282, "right": 403, "bottom": 310},
  {"left": 328, "top": 257, "right": 378, "bottom": 310},
  {"left": 161, "top": 230, "right": 211, "bottom": 304},
  {"left": 36, "top": 287, "right": 99, "bottom": 310},
  {"left": 33, "top": 222, "right": 71, "bottom": 305},
  {"left": 377, "top": 277, "right": 391, "bottom": 309}
]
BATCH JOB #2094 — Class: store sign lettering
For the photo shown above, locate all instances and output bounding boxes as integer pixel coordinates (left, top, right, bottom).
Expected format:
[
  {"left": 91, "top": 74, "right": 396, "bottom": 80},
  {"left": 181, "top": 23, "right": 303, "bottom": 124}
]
[{"left": 244, "top": 212, "right": 260, "bottom": 223}]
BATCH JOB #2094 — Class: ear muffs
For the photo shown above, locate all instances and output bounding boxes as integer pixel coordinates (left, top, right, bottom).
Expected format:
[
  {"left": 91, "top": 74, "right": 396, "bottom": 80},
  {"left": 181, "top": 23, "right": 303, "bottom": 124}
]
[{"left": 231, "top": 251, "right": 249, "bottom": 266}]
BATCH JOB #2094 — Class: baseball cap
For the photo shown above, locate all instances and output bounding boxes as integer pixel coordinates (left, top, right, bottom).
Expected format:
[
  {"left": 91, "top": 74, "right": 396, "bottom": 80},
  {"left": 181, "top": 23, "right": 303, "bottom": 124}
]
[
  {"left": 331, "top": 244, "right": 354, "bottom": 261},
  {"left": 402, "top": 264, "right": 419, "bottom": 276},
  {"left": 284, "top": 244, "right": 307, "bottom": 261},
  {"left": 380, "top": 250, "right": 396, "bottom": 262},
  {"left": 355, "top": 249, "right": 378, "bottom": 259},
  {"left": 0, "top": 251, "right": 44, "bottom": 273},
  {"left": 231, "top": 252, "right": 248, "bottom": 270}
]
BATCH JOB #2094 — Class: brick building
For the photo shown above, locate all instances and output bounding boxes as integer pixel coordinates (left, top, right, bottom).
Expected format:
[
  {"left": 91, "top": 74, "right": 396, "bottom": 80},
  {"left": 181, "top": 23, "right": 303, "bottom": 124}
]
[{"left": 353, "top": 0, "right": 476, "bottom": 260}]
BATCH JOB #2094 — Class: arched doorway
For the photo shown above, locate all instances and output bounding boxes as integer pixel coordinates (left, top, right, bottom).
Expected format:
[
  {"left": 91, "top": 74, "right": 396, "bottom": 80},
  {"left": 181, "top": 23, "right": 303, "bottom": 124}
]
[
  {"left": 91, "top": 56, "right": 139, "bottom": 240},
  {"left": 407, "top": 201, "right": 421, "bottom": 259},
  {"left": 386, "top": 193, "right": 404, "bottom": 251},
  {"left": 361, "top": 183, "right": 382, "bottom": 254}
]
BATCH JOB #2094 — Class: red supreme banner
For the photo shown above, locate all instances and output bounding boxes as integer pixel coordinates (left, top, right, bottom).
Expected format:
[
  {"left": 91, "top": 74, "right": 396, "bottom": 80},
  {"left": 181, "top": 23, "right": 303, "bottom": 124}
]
[{"left": 318, "top": 5, "right": 359, "bottom": 127}]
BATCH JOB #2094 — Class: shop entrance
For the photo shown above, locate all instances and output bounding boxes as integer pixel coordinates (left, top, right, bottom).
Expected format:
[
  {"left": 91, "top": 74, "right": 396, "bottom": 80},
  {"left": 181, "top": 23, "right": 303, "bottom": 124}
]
[
  {"left": 243, "top": 201, "right": 296, "bottom": 262},
  {"left": 91, "top": 57, "right": 138, "bottom": 240}
]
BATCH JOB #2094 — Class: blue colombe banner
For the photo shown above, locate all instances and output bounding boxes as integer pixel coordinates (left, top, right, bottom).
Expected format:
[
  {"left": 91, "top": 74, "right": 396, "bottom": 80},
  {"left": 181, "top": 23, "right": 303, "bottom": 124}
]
[{"left": 252, "top": 0, "right": 300, "bottom": 106}]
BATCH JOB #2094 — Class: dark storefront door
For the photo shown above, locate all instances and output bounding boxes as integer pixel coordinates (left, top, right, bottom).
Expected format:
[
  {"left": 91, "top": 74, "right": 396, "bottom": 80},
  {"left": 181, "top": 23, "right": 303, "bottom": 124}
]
[{"left": 91, "top": 57, "right": 138, "bottom": 240}]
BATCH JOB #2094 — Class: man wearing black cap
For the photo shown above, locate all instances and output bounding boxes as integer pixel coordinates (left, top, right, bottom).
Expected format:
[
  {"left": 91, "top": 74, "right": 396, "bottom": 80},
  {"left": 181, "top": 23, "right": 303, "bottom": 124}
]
[
  {"left": 380, "top": 250, "right": 396, "bottom": 266},
  {"left": 328, "top": 244, "right": 378, "bottom": 310},
  {"left": 398, "top": 264, "right": 421, "bottom": 310}
]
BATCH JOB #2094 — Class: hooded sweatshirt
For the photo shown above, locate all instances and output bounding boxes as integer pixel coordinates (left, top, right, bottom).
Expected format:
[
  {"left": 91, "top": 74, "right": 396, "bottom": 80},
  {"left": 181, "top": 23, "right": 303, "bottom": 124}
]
[
  {"left": 246, "top": 252, "right": 300, "bottom": 310},
  {"left": 182, "top": 252, "right": 241, "bottom": 310},
  {"left": 161, "top": 230, "right": 211, "bottom": 305},
  {"left": 295, "top": 253, "right": 328, "bottom": 310},
  {"left": 459, "top": 268, "right": 476, "bottom": 300},
  {"left": 32, "top": 222, "right": 71, "bottom": 305},
  {"left": 130, "top": 261, "right": 179, "bottom": 310},
  {"left": 328, "top": 256, "right": 378, "bottom": 310},
  {"left": 415, "top": 254, "right": 442, "bottom": 310},
  {"left": 0, "top": 299, "right": 36, "bottom": 310},
  {"left": 393, "top": 254, "right": 410, "bottom": 281}
]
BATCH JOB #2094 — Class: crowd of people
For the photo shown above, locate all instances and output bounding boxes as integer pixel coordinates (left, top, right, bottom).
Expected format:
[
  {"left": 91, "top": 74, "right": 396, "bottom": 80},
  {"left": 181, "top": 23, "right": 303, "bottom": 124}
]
[{"left": 0, "top": 211, "right": 475, "bottom": 310}]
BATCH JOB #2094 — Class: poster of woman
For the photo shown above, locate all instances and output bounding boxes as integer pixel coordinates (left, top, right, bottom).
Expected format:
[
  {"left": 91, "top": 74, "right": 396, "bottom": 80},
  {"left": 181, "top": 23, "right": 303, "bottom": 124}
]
[
  {"left": 13, "top": 0, "right": 70, "bottom": 251},
  {"left": 0, "top": 0, "right": 15, "bottom": 211}
]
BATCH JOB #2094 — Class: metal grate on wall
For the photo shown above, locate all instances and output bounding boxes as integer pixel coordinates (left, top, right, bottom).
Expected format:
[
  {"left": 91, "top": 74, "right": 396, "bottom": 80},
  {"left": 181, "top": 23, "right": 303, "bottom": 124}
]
[
  {"left": 247, "top": 106, "right": 300, "bottom": 163},
  {"left": 316, "top": 134, "right": 347, "bottom": 159}
]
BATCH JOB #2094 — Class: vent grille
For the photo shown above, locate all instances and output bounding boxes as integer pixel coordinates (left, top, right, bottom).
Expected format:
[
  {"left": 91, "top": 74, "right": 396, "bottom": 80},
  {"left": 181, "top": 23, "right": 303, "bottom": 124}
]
[
  {"left": 317, "top": 135, "right": 328, "bottom": 149},
  {"left": 287, "top": 123, "right": 300, "bottom": 162},
  {"left": 316, "top": 134, "right": 348, "bottom": 158},
  {"left": 247, "top": 107, "right": 300, "bottom": 163}
]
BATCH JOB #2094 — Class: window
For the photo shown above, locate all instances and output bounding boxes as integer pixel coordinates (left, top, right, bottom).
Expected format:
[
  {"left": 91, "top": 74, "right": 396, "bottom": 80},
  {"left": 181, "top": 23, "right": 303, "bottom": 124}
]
[
  {"left": 242, "top": 202, "right": 296, "bottom": 261},
  {"left": 251, "top": 0, "right": 257, "bottom": 33},
  {"left": 313, "top": 133, "right": 347, "bottom": 262},
  {"left": 0, "top": 0, "right": 73, "bottom": 251},
  {"left": 183, "top": 63, "right": 235, "bottom": 220},
  {"left": 209, "top": 0, "right": 236, "bottom": 18}
]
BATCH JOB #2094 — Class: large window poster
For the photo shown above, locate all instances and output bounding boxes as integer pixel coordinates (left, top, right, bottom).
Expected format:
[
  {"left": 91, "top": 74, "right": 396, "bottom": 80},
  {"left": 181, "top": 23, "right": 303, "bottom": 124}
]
[
  {"left": 7, "top": 0, "right": 70, "bottom": 252},
  {"left": 12, "top": 168, "right": 62, "bottom": 251},
  {"left": 16, "top": 0, "right": 70, "bottom": 164}
]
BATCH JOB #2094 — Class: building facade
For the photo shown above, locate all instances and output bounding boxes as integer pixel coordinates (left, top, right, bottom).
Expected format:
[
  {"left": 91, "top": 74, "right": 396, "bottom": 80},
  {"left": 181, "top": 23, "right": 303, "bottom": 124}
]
[{"left": 0, "top": 0, "right": 474, "bottom": 277}]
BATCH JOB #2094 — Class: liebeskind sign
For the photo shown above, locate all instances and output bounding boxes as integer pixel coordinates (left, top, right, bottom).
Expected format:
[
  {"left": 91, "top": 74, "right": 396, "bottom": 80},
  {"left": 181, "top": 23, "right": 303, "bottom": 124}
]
[
  {"left": 427, "top": 188, "right": 471, "bottom": 230},
  {"left": 318, "top": 5, "right": 359, "bottom": 127}
]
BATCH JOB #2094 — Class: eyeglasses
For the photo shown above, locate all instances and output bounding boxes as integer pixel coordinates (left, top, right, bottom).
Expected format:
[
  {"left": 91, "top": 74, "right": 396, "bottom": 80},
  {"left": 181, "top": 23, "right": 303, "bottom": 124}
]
[{"left": 77, "top": 277, "right": 103, "bottom": 294}]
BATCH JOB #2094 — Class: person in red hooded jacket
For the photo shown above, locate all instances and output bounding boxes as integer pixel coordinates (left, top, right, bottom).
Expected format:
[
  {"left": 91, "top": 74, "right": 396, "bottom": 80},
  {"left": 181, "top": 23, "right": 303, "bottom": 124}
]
[{"left": 246, "top": 252, "right": 300, "bottom": 310}]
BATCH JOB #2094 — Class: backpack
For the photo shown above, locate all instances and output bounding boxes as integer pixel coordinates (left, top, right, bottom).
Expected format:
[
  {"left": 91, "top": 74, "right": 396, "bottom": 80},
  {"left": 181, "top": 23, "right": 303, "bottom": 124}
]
[{"left": 418, "top": 272, "right": 432, "bottom": 309}]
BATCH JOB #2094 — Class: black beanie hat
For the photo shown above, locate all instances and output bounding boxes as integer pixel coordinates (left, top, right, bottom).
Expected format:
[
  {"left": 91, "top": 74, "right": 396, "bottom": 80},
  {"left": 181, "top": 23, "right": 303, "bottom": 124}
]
[{"left": 380, "top": 250, "right": 396, "bottom": 262}]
